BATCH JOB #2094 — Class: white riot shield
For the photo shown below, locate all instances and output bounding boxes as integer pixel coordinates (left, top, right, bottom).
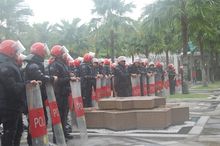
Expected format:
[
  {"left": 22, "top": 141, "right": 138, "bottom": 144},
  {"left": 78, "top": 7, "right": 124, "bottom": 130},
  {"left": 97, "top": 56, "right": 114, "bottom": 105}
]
[
  {"left": 95, "top": 78, "right": 101, "bottom": 103},
  {"left": 100, "top": 77, "right": 106, "bottom": 98},
  {"left": 142, "top": 75, "right": 148, "bottom": 96},
  {"left": 70, "top": 81, "right": 88, "bottom": 145},
  {"left": 26, "top": 83, "right": 49, "bottom": 146},
  {"left": 131, "top": 76, "right": 141, "bottom": 96},
  {"left": 164, "top": 73, "right": 170, "bottom": 97},
  {"left": 175, "top": 74, "right": 182, "bottom": 93},
  {"left": 106, "top": 77, "right": 112, "bottom": 97},
  {"left": 45, "top": 83, "right": 67, "bottom": 146},
  {"left": 148, "top": 74, "right": 155, "bottom": 96},
  {"left": 92, "top": 86, "right": 98, "bottom": 108}
]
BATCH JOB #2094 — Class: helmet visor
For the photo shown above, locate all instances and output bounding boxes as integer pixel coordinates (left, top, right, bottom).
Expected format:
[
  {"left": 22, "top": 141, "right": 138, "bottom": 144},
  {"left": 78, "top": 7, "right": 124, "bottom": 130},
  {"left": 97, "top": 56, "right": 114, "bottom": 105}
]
[
  {"left": 63, "top": 53, "right": 73, "bottom": 62},
  {"left": 19, "top": 53, "right": 27, "bottom": 60},
  {"left": 61, "top": 46, "right": 69, "bottom": 54},
  {"left": 44, "top": 43, "right": 50, "bottom": 56},
  {"left": 14, "top": 40, "right": 26, "bottom": 55}
]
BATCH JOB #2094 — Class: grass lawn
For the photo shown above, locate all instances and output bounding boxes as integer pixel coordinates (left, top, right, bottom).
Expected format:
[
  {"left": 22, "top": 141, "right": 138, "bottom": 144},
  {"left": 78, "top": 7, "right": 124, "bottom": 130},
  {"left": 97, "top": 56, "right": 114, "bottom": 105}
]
[
  {"left": 168, "top": 93, "right": 209, "bottom": 99},
  {"left": 192, "top": 81, "right": 220, "bottom": 90}
]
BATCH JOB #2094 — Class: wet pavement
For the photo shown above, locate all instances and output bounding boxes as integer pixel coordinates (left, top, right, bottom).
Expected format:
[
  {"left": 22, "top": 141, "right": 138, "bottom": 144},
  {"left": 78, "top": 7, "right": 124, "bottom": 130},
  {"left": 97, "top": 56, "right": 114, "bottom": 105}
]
[{"left": 16, "top": 90, "right": 220, "bottom": 146}]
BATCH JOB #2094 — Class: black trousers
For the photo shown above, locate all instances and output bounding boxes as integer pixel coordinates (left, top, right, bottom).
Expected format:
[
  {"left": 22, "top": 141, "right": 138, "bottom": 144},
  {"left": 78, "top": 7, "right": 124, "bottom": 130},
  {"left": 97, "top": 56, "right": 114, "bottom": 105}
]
[
  {"left": 57, "top": 96, "right": 69, "bottom": 137},
  {"left": 0, "top": 111, "right": 20, "bottom": 146},
  {"left": 14, "top": 114, "right": 23, "bottom": 146},
  {"left": 169, "top": 79, "right": 176, "bottom": 95},
  {"left": 81, "top": 81, "right": 92, "bottom": 107}
]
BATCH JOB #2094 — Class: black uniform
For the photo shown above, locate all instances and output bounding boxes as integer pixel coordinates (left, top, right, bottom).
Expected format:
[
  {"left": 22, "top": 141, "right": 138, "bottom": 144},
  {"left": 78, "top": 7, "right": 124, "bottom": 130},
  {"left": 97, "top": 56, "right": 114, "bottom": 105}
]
[
  {"left": 103, "top": 65, "right": 111, "bottom": 76},
  {"left": 0, "top": 54, "right": 25, "bottom": 146},
  {"left": 80, "top": 62, "right": 93, "bottom": 107},
  {"left": 128, "top": 64, "right": 140, "bottom": 74},
  {"left": 155, "top": 67, "right": 163, "bottom": 96},
  {"left": 168, "top": 68, "right": 176, "bottom": 95},
  {"left": 48, "top": 58, "right": 70, "bottom": 138},
  {"left": 128, "top": 64, "right": 141, "bottom": 96},
  {"left": 24, "top": 54, "right": 52, "bottom": 146},
  {"left": 70, "top": 66, "right": 80, "bottom": 77},
  {"left": 139, "top": 65, "right": 147, "bottom": 96},
  {"left": 114, "top": 64, "right": 131, "bottom": 97}
]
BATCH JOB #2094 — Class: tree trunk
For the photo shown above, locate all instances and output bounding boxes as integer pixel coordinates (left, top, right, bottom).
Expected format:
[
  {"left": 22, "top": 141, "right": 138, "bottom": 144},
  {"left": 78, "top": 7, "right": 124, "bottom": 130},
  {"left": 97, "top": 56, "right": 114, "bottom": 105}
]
[
  {"left": 131, "top": 54, "right": 134, "bottom": 62},
  {"left": 110, "top": 29, "right": 115, "bottom": 63},
  {"left": 198, "top": 33, "right": 208, "bottom": 87},
  {"left": 144, "top": 48, "right": 149, "bottom": 58},
  {"left": 189, "top": 54, "right": 194, "bottom": 83},
  {"left": 180, "top": 0, "right": 189, "bottom": 94},
  {"left": 165, "top": 49, "right": 169, "bottom": 67},
  {"left": 214, "top": 52, "right": 219, "bottom": 80},
  {"left": 209, "top": 48, "right": 215, "bottom": 83}
]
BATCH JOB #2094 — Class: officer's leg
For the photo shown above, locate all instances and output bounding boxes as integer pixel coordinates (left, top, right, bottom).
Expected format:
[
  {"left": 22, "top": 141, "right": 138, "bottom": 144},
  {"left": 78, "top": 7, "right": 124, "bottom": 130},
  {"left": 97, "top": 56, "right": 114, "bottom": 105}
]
[
  {"left": 87, "top": 83, "right": 93, "bottom": 107},
  {"left": 27, "top": 116, "right": 32, "bottom": 146},
  {"left": 1, "top": 113, "right": 19, "bottom": 146},
  {"left": 14, "top": 113, "right": 23, "bottom": 146}
]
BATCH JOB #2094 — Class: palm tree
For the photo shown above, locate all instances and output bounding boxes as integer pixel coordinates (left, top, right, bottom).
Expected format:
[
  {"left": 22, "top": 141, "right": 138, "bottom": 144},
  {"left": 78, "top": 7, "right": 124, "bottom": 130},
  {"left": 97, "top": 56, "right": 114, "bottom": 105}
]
[
  {"left": 91, "top": 0, "right": 135, "bottom": 62},
  {"left": 54, "top": 19, "right": 90, "bottom": 55},
  {"left": 188, "top": 0, "right": 220, "bottom": 86},
  {"left": 141, "top": 0, "right": 190, "bottom": 93},
  {"left": 0, "top": 0, "right": 32, "bottom": 39}
]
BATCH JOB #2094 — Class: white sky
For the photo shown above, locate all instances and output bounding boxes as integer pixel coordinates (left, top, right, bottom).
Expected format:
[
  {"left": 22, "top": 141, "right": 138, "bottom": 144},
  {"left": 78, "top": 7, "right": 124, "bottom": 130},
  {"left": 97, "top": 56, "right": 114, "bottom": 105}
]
[{"left": 25, "top": 0, "right": 155, "bottom": 24}]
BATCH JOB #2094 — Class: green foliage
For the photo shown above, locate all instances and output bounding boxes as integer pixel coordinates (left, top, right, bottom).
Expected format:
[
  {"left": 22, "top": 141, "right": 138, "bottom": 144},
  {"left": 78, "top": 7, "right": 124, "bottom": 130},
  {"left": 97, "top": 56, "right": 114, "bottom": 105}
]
[
  {"left": 0, "top": 0, "right": 32, "bottom": 39},
  {"left": 90, "top": 0, "right": 135, "bottom": 59},
  {"left": 1, "top": 0, "right": 220, "bottom": 62},
  {"left": 191, "top": 81, "right": 220, "bottom": 90}
]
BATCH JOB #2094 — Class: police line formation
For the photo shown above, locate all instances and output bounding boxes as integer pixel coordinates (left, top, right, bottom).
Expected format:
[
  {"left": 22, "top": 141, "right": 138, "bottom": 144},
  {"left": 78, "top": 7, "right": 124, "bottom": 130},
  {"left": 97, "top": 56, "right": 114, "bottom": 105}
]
[{"left": 0, "top": 40, "right": 182, "bottom": 146}]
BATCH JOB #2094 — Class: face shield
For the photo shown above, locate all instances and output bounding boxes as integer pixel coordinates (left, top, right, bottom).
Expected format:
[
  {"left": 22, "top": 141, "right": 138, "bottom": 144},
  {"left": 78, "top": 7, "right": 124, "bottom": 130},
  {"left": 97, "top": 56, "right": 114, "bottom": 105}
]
[
  {"left": 44, "top": 43, "right": 50, "bottom": 56},
  {"left": 61, "top": 46, "right": 69, "bottom": 54},
  {"left": 61, "top": 46, "right": 73, "bottom": 63},
  {"left": 88, "top": 52, "right": 95, "bottom": 58},
  {"left": 19, "top": 53, "right": 27, "bottom": 60},
  {"left": 65, "top": 53, "right": 74, "bottom": 62},
  {"left": 13, "top": 40, "right": 26, "bottom": 55}
]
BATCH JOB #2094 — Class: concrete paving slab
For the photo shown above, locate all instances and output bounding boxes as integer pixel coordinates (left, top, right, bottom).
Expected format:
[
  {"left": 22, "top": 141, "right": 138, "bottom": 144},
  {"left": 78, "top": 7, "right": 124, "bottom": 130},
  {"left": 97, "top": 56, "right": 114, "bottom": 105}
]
[{"left": 188, "top": 116, "right": 209, "bottom": 135}]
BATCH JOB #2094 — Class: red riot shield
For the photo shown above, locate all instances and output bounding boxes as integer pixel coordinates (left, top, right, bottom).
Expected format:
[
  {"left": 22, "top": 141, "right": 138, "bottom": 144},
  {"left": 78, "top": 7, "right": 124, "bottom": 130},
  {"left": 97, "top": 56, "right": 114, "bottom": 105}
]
[
  {"left": 70, "top": 80, "right": 88, "bottom": 144},
  {"left": 92, "top": 86, "right": 98, "bottom": 108},
  {"left": 142, "top": 75, "right": 148, "bottom": 96},
  {"left": 68, "top": 94, "right": 73, "bottom": 111},
  {"left": 175, "top": 74, "right": 182, "bottom": 93},
  {"left": 112, "top": 76, "right": 117, "bottom": 97},
  {"left": 131, "top": 76, "right": 141, "bottom": 96},
  {"left": 164, "top": 72, "right": 170, "bottom": 97},
  {"left": 148, "top": 74, "right": 155, "bottom": 96},
  {"left": 96, "top": 78, "right": 102, "bottom": 100},
  {"left": 45, "top": 83, "right": 67, "bottom": 146},
  {"left": 106, "top": 77, "right": 112, "bottom": 97},
  {"left": 100, "top": 77, "right": 106, "bottom": 98},
  {"left": 26, "top": 83, "right": 49, "bottom": 146},
  {"left": 68, "top": 94, "right": 78, "bottom": 130}
]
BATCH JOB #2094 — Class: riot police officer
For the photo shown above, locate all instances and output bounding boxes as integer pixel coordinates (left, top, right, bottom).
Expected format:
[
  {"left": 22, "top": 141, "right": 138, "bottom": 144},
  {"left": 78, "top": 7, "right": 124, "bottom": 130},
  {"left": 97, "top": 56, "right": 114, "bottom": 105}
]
[
  {"left": 24, "top": 42, "right": 56, "bottom": 146},
  {"left": 80, "top": 53, "right": 94, "bottom": 107},
  {"left": 0, "top": 40, "right": 27, "bottom": 146},
  {"left": 48, "top": 45, "right": 74, "bottom": 140},
  {"left": 114, "top": 56, "right": 131, "bottom": 97},
  {"left": 168, "top": 63, "right": 176, "bottom": 95}
]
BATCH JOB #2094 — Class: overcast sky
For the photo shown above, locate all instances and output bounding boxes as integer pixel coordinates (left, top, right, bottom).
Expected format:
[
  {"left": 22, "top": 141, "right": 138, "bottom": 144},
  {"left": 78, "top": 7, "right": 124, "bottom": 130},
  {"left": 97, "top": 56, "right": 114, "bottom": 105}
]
[{"left": 25, "top": 0, "right": 155, "bottom": 24}]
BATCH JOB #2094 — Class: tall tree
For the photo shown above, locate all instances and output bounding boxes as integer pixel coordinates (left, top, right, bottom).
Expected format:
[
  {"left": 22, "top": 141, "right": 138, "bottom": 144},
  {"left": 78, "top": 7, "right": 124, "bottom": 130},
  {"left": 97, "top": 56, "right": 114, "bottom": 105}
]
[
  {"left": 0, "top": 0, "right": 32, "bottom": 39},
  {"left": 188, "top": 0, "right": 220, "bottom": 86},
  {"left": 91, "top": 0, "right": 135, "bottom": 61},
  {"left": 141, "top": 0, "right": 190, "bottom": 93}
]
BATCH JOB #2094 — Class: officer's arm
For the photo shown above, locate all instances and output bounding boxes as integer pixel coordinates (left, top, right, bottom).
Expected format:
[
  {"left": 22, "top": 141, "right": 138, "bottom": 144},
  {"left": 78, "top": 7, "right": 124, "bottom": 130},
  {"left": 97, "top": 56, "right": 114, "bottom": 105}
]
[
  {"left": 49, "top": 64, "right": 70, "bottom": 84},
  {"left": 0, "top": 67, "right": 25, "bottom": 96}
]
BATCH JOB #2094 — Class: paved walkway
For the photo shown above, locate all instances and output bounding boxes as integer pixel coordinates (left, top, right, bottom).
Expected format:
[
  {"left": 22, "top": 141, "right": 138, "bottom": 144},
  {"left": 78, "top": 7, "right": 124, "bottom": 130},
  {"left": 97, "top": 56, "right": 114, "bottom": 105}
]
[{"left": 17, "top": 86, "right": 220, "bottom": 146}]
